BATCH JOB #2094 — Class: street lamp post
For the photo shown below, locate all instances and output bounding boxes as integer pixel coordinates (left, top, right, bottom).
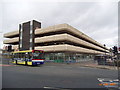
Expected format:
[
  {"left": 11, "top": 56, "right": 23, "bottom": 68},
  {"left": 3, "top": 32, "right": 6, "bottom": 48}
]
[{"left": 104, "top": 44, "right": 106, "bottom": 65}]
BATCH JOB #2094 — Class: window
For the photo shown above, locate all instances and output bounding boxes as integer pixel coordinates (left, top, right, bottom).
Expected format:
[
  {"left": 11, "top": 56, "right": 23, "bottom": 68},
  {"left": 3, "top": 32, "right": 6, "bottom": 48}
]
[
  {"left": 33, "top": 51, "right": 44, "bottom": 59},
  {"left": 27, "top": 52, "right": 32, "bottom": 59}
]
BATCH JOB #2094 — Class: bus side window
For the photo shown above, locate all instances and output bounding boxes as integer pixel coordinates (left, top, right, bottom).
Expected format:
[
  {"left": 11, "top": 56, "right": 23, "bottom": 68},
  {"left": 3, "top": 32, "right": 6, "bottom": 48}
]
[
  {"left": 20, "top": 53, "right": 21, "bottom": 59},
  {"left": 18, "top": 53, "right": 20, "bottom": 58},
  {"left": 26, "top": 53, "right": 29, "bottom": 59},
  {"left": 22, "top": 53, "right": 25, "bottom": 59},
  {"left": 16, "top": 53, "right": 19, "bottom": 58},
  {"left": 12, "top": 53, "right": 14, "bottom": 58},
  {"left": 12, "top": 53, "right": 15, "bottom": 59},
  {"left": 25, "top": 53, "right": 27, "bottom": 59},
  {"left": 22, "top": 53, "right": 24, "bottom": 59},
  {"left": 29, "top": 52, "right": 32, "bottom": 59},
  {"left": 24, "top": 53, "right": 27, "bottom": 59},
  {"left": 15, "top": 53, "right": 17, "bottom": 58},
  {"left": 16, "top": 53, "right": 17, "bottom": 58},
  {"left": 20, "top": 53, "right": 21, "bottom": 58}
]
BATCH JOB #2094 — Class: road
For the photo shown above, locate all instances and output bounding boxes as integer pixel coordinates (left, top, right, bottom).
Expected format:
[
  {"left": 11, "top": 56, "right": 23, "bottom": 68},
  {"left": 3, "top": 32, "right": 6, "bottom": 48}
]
[{"left": 2, "top": 58, "right": 119, "bottom": 89}]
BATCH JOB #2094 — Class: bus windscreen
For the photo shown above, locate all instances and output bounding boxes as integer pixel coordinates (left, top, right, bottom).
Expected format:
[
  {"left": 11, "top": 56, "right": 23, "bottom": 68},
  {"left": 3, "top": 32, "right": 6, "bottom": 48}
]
[{"left": 33, "top": 50, "right": 44, "bottom": 59}]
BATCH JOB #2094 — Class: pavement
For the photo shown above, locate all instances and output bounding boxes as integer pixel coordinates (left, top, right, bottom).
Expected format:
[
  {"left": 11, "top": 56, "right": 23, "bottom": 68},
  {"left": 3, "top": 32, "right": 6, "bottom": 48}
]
[
  {"left": 1, "top": 57, "right": 119, "bottom": 70},
  {"left": 44, "top": 61, "right": 118, "bottom": 70},
  {"left": 0, "top": 63, "right": 118, "bottom": 70},
  {"left": 74, "top": 63, "right": 118, "bottom": 70}
]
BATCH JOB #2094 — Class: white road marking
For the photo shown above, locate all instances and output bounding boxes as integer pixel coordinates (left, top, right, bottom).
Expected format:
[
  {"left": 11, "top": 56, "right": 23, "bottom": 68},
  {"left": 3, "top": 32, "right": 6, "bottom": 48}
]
[{"left": 43, "top": 86, "right": 71, "bottom": 90}]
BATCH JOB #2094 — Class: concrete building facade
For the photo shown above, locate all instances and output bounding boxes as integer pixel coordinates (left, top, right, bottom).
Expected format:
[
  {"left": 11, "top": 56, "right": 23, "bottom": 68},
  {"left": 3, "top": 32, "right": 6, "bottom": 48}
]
[{"left": 3, "top": 23, "right": 109, "bottom": 63}]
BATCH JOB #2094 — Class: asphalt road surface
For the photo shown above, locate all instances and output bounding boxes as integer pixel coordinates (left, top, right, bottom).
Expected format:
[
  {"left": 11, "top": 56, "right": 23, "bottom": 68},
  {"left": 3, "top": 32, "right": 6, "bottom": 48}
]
[{"left": 2, "top": 58, "right": 119, "bottom": 90}]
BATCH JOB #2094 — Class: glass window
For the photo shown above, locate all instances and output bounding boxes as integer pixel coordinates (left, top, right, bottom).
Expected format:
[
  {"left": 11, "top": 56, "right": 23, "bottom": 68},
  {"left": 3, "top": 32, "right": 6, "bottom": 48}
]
[
  {"left": 27, "top": 52, "right": 32, "bottom": 59},
  {"left": 33, "top": 51, "right": 44, "bottom": 59},
  {"left": 14, "top": 53, "right": 17, "bottom": 58},
  {"left": 16, "top": 53, "right": 19, "bottom": 58},
  {"left": 22, "top": 53, "right": 25, "bottom": 59},
  {"left": 19, "top": 53, "right": 21, "bottom": 58},
  {"left": 49, "top": 53, "right": 54, "bottom": 60}
]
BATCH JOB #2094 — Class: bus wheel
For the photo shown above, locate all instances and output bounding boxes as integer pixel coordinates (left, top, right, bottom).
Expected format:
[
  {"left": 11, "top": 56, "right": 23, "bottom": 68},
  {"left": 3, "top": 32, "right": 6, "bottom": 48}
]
[
  {"left": 15, "top": 60, "right": 17, "bottom": 65},
  {"left": 32, "top": 63, "right": 37, "bottom": 66},
  {"left": 25, "top": 61, "right": 28, "bottom": 66}
]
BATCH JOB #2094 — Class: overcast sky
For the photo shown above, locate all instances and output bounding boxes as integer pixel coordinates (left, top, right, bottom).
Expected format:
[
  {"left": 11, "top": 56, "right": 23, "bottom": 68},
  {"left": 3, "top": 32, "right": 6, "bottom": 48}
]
[{"left": 0, "top": 0, "right": 118, "bottom": 49}]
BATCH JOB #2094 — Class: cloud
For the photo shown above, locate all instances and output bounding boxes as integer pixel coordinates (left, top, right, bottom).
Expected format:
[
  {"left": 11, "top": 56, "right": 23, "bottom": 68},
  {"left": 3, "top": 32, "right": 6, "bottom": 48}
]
[
  {"left": 1, "top": 1, "right": 118, "bottom": 49},
  {"left": 0, "top": 2, "right": 2, "bottom": 32}
]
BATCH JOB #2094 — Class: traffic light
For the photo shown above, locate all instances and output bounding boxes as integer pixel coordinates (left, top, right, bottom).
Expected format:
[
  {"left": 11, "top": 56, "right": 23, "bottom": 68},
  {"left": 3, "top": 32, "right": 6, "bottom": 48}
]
[
  {"left": 7, "top": 45, "right": 12, "bottom": 52},
  {"left": 113, "top": 46, "right": 118, "bottom": 55}
]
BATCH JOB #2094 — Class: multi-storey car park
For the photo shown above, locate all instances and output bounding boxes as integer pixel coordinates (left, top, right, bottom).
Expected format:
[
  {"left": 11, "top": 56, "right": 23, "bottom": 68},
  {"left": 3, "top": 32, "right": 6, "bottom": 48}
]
[{"left": 3, "top": 23, "right": 109, "bottom": 63}]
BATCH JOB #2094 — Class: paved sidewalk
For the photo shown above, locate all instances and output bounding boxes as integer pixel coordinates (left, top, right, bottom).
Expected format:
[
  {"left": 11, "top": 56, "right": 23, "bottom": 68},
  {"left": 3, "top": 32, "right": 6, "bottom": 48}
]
[
  {"left": 78, "top": 63, "right": 117, "bottom": 70},
  {"left": 45, "top": 62, "right": 118, "bottom": 70},
  {"left": 1, "top": 57, "right": 118, "bottom": 70}
]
